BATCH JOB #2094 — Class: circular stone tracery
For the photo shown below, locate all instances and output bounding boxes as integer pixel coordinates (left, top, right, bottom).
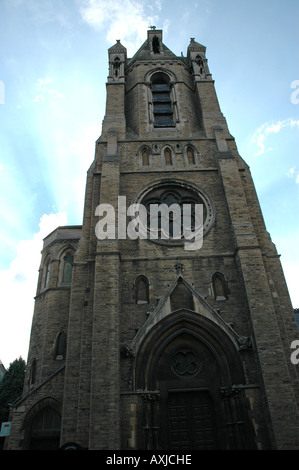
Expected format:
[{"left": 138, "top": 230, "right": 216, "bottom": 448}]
[{"left": 132, "top": 179, "right": 215, "bottom": 246}]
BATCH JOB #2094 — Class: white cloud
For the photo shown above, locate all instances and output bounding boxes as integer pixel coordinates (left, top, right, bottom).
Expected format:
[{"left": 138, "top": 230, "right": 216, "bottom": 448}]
[
  {"left": 283, "top": 261, "right": 299, "bottom": 308},
  {"left": 251, "top": 118, "right": 299, "bottom": 156},
  {"left": 0, "top": 212, "right": 67, "bottom": 369},
  {"left": 153, "top": 0, "right": 162, "bottom": 11},
  {"left": 78, "top": 0, "right": 159, "bottom": 55},
  {"left": 33, "top": 77, "right": 65, "bottom": 103},
  {"left": 287, "top": 166, "right": 299, "bottom": 183},
  {"left": 287, "top": 166, "right": 296, "bottom": 177},
  {"left": 36, "top": 77, "right": 53, "bottom": 87}
]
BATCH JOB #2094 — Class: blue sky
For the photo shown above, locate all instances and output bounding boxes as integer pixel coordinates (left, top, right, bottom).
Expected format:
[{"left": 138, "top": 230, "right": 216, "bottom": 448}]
[{"left": 1, "top": 0, "right": 298, "bottom": 368}]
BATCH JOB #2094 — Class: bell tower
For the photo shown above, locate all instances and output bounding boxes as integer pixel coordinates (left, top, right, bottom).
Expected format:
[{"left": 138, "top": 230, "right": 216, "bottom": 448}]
[
  {"left": 147, "top": 27, "right": 164, "bottom": 54},
  {"left": 6, "top": 29, "right": 299, "bottom": 451}
]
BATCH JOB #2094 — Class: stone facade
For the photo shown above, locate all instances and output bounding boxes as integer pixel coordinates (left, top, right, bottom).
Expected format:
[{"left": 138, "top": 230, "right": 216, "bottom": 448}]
[{"left": 6, "top": 29, "right": 299, "bottom": 450}]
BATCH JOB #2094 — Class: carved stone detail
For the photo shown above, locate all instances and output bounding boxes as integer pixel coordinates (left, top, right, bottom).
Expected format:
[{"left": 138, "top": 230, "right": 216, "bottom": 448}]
[{"left": 141, "top": 392, "right": 160, "bottom": 403}]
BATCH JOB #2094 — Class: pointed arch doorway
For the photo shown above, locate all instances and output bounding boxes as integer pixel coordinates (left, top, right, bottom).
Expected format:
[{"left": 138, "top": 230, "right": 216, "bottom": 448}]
[{"left": 134, "top": 310, "right": 256, "bottom": 450}]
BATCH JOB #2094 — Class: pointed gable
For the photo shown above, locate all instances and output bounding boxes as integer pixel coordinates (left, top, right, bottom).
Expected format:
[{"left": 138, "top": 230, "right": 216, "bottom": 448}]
[
  {"left": 127, "top": 28, "right": 178, "bottom": 65},
  {"left": 121, "top": 273, "right": 250, "bottom": 357},
  {"left": 108, "top": 39, "right": 127, "bottom": 55}
]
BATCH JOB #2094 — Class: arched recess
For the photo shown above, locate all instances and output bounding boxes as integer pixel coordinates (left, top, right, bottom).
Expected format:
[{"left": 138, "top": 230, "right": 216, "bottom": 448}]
[
  {"left": 58, "top": 248, "right": 74, "bottom": 286},
  {"left": 135, "top": 275, "right": 149, "bottom": 304},
  {"left": 54, "top": 331, "right": 67, "bottom": 359},
  {"left": 42, "top": 253, "right": 52, "bottom": 290},
  {"left": 137, "top": 145, "right": 152, "bottom": 167},
  {"left": 22, "top": 397, "right": 62, "bottom": 450},
  {"left": 134, "top": 310, "right": 256, "bottom": 450},
  {"left": 211, "top": 271, "right": 229, "bottom": 300},
  {"left": 130, "top": 177, "right": 216, "bottom": 247},
  {"left": 145, "top": 69, "right": 178, "bottom": 128}
]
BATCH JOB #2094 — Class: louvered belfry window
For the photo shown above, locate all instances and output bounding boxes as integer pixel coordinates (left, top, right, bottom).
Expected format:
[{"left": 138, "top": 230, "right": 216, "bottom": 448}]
[{"left": 152, "top": 76, "right": 175, "bottom": 128}]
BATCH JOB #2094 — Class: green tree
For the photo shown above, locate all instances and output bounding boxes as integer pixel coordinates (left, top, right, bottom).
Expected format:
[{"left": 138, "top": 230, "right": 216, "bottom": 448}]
[{"left": 0, "top": 357, "right": 26, "bottom": 425}]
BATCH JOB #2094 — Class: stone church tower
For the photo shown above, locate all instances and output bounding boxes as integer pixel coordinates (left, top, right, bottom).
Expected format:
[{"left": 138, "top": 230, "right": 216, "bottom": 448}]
[{"left": 6, "top": 29, "right": 299, "bottom": 450}]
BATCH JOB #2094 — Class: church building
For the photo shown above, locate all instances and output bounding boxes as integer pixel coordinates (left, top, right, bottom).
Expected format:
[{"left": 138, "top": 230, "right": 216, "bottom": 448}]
[{"left": 6, "top": 29, "right": 299, "bottom": 450}]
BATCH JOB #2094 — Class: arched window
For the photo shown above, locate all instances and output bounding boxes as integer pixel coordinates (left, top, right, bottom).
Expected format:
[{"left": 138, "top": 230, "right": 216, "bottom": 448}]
[
  {"left": 30, "top": 359, "right": 37, "bottom": 385},
  {"left": 142, "top": 147, "right": 150, "bottom": 166},
  {"left": 187, "top": 146, "right": 195, "bottom": 165},
  {"left": 135, "top": 275, "right": 149, "bottom": 304},
  {"left": 142, "top": 184, "right": 203, "bottom": 240},
  {"left": 164, "top": 147, "right": 173, "bottom": 165},
  {"left": 113, "top": 57, "right": 120, "bottom": 77},
  {"left": 55, "top": 332, "right": 67, "bottom": 359},
  {"left": 212, "top": 272, "right": 229, "bottom": 300},
  {"left": 196, "top": 54, "right": 204, "bottom": 74},
  {"left": 62, "top": 252, "right": 73, "bottom": 284},
  {"left": 152, "top": 36, "right": 160, "bottom": 53},
  {"left": 151, "top": 74, "right": 174, "bottom": 128},
  {"left": 30, "top": 407, "right": 61, "bottom": 450},
  {"left": 43, "top": 259, "right": 51, "bottom": 288}
]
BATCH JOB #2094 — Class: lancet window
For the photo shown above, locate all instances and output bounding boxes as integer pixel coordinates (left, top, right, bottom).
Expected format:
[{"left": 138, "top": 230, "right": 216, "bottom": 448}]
[
  {"left": 135, "top": 275, "right": 149, "bottom": 304},
  {"left": 151, "top": 74, "right": 174, "bottom": 128}
]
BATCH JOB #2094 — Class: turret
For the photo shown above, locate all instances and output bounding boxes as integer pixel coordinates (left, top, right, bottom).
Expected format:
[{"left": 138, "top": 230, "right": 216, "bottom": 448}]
[{"left": 102, "top": 40, "right": 127, "bottom": 138}]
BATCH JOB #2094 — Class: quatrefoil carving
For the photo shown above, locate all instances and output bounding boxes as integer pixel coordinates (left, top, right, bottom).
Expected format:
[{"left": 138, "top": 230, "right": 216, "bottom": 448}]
[{"left": 171, "top": 348, "right": 201, "bottom": 377}]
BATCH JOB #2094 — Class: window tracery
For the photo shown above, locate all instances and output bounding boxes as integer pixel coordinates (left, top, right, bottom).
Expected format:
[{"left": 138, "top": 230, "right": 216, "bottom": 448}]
[
  {"left": 132, "top": 180, "right": 215, "bottom": 246},
  {"left": 141, "top": 184, "right": 205, "bottom": 241}
]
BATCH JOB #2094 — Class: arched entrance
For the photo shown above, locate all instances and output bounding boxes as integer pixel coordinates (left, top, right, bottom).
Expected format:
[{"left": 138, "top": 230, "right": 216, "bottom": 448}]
[
  {"left": 22, "top": 398, "right": 62, "bottom": 450},
  {"left": 30, "top": 406, "right": 61, "bottom": 450},
  {"left": 135, "top": 310, "right": 255, "bottom": 450}
]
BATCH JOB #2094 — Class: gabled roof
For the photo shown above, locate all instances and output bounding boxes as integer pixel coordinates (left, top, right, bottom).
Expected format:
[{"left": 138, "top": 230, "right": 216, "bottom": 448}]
[
  {"left": 108, "top": 39, "right": 127, "bottom": 52},
  {"left": 128, "top": 38, "right": 178, "bottom": 63},
  {"left": 121, "top": 272, "right": 252, "bottom": 357},
  {"left": 188, "top": 37, "right": 206, "bottom": 51}
]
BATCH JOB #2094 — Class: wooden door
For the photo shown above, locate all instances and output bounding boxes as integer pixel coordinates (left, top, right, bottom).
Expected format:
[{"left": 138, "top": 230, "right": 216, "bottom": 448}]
[{"left": 167, "top": 390, "right": 218, "bottom": 450}]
